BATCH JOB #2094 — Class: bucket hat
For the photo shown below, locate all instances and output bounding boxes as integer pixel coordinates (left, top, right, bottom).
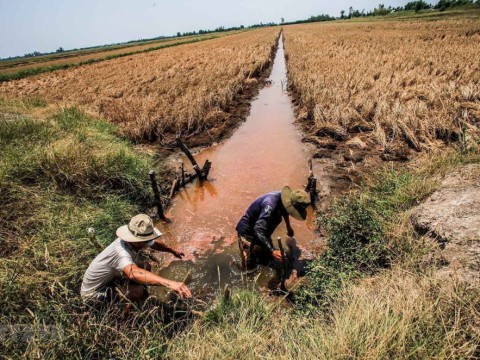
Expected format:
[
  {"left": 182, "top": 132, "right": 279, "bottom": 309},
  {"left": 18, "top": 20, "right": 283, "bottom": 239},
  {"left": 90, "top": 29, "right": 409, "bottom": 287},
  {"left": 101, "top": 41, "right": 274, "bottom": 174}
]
[
  {"left": 281, "top": 186, "right": 311, "bottom": 221},
  {"left": 116, "top": 214, "right": 162, "bottom": 243}
]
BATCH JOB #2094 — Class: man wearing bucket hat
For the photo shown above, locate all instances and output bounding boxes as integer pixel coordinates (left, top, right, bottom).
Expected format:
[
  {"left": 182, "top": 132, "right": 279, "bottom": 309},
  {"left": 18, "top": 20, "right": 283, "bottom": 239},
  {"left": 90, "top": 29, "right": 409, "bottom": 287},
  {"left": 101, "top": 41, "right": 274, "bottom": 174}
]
[
  {"left": 81, "top": 214, "right": 191, "bottom": 303},
  {"left": 235, "top": 186, "right": 311, "bottom": 269}
]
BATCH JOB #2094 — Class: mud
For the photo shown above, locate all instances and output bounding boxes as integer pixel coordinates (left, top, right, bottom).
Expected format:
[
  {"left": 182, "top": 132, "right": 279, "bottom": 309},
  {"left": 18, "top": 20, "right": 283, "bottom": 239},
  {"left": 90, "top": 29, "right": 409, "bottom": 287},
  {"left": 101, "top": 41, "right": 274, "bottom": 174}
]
[{"left": 150, "top": 34, "right": 351, "bottom": 302}]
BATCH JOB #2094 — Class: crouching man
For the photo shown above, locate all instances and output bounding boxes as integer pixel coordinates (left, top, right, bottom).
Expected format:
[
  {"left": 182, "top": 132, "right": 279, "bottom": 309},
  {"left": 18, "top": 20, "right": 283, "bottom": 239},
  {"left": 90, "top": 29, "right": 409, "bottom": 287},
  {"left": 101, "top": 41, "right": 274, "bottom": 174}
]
[
  {"left": 81, "top": 214, "right": 191, "bottom": 304},
  {"left": 236, "top": 186, "right": 311, "bottom": 270}
]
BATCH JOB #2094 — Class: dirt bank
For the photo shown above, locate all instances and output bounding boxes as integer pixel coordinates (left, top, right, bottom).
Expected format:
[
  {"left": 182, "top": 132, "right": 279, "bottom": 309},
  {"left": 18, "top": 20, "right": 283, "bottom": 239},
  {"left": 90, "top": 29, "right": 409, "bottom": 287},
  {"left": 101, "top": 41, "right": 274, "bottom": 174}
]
[{"left": 412, "top": 164, "right": 480, "bottom": 286}]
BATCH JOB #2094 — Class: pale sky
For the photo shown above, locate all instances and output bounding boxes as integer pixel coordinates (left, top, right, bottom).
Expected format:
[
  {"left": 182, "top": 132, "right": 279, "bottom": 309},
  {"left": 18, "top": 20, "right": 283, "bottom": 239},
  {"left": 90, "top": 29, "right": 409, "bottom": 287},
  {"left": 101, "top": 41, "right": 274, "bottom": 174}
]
[{"left": 0, "top": 0, "right": 436, "bottom": 59}]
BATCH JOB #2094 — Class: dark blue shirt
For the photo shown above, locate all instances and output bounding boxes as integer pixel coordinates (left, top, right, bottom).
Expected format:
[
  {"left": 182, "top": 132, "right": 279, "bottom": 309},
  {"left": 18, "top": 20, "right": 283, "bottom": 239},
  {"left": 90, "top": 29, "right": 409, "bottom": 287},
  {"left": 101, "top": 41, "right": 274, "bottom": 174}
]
[{"left": 236, "top": 192, "right": 285, "bottom": 253}]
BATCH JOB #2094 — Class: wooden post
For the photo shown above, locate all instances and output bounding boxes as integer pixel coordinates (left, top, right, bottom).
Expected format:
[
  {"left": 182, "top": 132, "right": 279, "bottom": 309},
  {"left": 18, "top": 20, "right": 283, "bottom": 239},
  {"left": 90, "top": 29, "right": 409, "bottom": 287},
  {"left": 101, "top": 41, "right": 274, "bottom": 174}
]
[
  {"left": 169, "top": 178, "right": 179, "bottom": 199},
  {"left": 223, "top": 284, "right": 231, "bottom": 301},
  {"left": 237, "top": 236, "right": 247, "bottom": 270},
  {"left": 149, "top": 170, "right": 167, "bottom": 221},
  {"left": 181, "top": 162, "right": 185, "bottom": 187},
  {"left": 277, "top": 236, "right": 286, "bottom": 290},
  {"left": 87, "top": 228, "right": 103, "bottom": 251},
  {"left": 202, "top": 160, "right": 212, "bottom": 178},
  {"left": 305, "top": 159, "right": 318, "bottom": 204},
  {"left": 176, "top": 137, "right": 204, "bottom": 179}
]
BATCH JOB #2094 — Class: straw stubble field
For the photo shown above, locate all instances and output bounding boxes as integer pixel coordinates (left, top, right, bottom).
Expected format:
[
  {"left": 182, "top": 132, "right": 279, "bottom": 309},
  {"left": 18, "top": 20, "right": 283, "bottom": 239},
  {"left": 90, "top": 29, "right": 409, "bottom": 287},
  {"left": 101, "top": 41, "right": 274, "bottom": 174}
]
[
  {"left": 283, "top": 19, "right": 480, "bottom": 161},
  {"left": 0, "top": 28, "right": 279, "bottom": 144}
]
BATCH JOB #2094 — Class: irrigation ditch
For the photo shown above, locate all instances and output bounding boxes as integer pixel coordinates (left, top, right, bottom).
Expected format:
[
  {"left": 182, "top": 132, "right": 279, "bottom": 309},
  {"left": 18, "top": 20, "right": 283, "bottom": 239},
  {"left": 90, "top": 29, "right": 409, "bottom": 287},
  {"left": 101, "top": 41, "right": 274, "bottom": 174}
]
[{"left": 141, "top": 33, "right": 352, "bottom": 303}]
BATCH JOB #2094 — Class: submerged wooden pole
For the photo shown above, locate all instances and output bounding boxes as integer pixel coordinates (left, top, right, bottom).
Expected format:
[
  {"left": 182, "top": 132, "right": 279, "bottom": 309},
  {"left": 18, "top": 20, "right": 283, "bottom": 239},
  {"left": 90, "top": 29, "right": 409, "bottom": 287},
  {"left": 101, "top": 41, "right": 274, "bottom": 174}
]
[
  {"left": 305, "top": 159, "right": 318, "bottom": 204},
  {"left": 176, "top": 137, "right": 212, "bottom": 180},
  {"left": 202, "top": 160, "right": 212, "bottom": 178},
  {"left": 149, "top": 170, "right": 167, "bottom": 221},
  {"left": 181, "top": 162, "right": 185, "bottom": 187},
  {"left": 169, "top": 178, "right": 179, "bottom": 199},
  {"left": 237, "top": 236, "right": 247, "bottom": 270},
  {"left": 223, "top": 284, "right": 231, "bottom": 301},
  {"left": 176, "top": 137, "right": 204, "bottom": 179},
  {"left": 277, "top": 236, "right": 286, "bottom": 290}
]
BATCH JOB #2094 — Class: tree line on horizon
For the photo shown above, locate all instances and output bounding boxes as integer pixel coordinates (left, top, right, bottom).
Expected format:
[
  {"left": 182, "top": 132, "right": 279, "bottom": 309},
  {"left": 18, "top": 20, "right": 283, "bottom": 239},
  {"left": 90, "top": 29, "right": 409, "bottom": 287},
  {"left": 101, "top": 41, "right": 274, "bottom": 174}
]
[
  {"left": 3, "top": 0, "right": 479, "bottom": 61},
  {"left": 339, "top": 0, "right": 479, "bottom": 19}
]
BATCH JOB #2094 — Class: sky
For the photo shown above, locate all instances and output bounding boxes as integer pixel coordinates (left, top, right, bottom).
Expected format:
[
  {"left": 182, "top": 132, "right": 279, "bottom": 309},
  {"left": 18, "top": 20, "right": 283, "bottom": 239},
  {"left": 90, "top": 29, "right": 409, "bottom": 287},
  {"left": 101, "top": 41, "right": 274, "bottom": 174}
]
[{"left": 0, "top": 0, "right": 436, "bottom": 59}]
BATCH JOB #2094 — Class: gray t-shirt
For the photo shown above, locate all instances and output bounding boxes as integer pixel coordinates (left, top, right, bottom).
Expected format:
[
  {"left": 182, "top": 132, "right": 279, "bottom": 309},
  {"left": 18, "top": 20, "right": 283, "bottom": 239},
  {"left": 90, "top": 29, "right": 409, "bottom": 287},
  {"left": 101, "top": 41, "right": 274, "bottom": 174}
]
[{"left": 81, "top": 238, "right": 141, "bottom": 298}]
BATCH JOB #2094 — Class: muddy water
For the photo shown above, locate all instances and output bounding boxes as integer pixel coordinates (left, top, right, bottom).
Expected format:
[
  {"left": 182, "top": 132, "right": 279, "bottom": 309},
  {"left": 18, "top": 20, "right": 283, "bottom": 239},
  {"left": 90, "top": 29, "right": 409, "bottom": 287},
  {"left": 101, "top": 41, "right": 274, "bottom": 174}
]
[{"left": 154, "top": 35, "right": 322, "bottom": 301}]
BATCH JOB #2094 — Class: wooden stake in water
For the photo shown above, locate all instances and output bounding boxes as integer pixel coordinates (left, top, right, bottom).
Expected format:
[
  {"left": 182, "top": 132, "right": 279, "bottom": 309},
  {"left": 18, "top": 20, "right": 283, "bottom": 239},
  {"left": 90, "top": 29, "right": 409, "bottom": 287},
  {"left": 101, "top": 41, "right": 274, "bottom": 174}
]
[
  {"left": 237, "top": 236, "right": 247, "bottom": 270},
  {"left": 305, "top": 159, "right": 318, "bottom": 204},
  {"left": 181, "top": 162, "right": 185, "bottom": 187},
  {"left": 149, "top": 170, "right": 167, "bottom": 221},
  {"left": 176, "top": 137, "right": 204, "bottom": 179},
  {"left": 277, "top": 236, "right": 286, "bottom": 290}
]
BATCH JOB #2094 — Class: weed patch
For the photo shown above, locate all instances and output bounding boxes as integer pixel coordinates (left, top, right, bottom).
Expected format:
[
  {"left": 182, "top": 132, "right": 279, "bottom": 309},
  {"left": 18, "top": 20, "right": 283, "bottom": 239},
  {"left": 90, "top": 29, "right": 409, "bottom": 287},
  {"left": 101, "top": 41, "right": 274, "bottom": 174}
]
[{"left": 294, "top": 150, "right": 480, "bottom": 312}]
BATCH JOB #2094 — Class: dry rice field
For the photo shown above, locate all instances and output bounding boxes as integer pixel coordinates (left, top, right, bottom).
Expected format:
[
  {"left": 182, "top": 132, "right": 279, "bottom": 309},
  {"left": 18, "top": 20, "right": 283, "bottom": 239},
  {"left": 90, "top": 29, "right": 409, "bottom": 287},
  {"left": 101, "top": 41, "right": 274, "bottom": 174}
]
[
  {"left": 283, "top": 19, "right": 480, "bottom": 158},
  {"left": 0, "top": 28, "right": 278, "bottom": 143},
  {"left": 0, "top": 33, "right": 224, "bottom": 75}
]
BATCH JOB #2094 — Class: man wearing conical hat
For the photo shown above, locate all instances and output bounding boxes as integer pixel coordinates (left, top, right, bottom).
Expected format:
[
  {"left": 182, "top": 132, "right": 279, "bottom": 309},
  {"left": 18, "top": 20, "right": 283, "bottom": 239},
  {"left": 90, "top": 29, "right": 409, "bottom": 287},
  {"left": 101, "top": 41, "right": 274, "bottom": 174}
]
[
  {"left": 81, "top": 214, "right": 191, "bottom": 304},
  {"left": 236, "top": 186, "right": 311, "bottom": 269}
]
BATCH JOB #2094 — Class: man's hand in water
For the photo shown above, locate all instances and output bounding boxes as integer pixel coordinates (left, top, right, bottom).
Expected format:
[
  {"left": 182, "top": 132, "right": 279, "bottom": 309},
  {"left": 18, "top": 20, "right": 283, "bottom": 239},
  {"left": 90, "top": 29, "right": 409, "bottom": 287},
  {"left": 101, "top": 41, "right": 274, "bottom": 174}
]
[
  {"left": 169, "top": 281, "right": 192, "bottom": 299},
  {"left": 173, "top": 250, "right": 185, "bottom": 259},
  {"left": 287, "top": 226, "right": 294, "bottom": 238},
  {"left": 272, "top": 250, "right": 284, "bottom": 263}
]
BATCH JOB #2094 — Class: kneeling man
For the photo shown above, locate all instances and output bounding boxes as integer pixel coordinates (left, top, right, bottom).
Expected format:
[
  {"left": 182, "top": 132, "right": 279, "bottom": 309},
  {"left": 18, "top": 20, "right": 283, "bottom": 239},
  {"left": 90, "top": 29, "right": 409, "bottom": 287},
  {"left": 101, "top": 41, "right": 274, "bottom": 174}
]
[
  {"left": 236, "top": 186, "right": 311, "bottom": 269},
  {"left": 81, "top": 214, "right": 191, "bottom": 303}
]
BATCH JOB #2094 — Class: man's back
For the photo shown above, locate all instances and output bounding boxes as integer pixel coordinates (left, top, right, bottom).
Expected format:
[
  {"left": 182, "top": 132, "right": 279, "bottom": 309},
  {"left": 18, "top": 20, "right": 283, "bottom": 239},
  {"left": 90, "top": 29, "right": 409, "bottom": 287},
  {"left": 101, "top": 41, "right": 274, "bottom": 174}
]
[
  {"left": 235, "top": 191, "right": 283, "bottom": 238},
  {"left": 81, "top": 238, "right": 138, "bottom": 298}
]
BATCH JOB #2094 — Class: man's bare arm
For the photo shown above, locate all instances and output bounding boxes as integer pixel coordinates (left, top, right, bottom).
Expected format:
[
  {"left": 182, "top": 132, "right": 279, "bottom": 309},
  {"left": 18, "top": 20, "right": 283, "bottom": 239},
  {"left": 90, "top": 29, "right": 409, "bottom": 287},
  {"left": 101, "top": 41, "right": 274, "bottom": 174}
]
[
  {"left": 151, "top": 239, "right": 184, "bottom": 259},
  {"left": 122, "top": 264, "right": 191, "bottom": 298}
]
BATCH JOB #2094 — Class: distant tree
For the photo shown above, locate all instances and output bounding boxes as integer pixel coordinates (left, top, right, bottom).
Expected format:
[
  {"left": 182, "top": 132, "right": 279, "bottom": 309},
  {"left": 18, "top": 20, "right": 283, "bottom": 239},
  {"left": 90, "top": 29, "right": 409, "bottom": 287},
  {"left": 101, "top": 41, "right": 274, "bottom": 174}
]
[
  {"left": 349, "top": 6, "right": 354, "bottom": 18},
  {"left": 405, "top": 0, "right": 431, "bottom": 12},
  {"left": 373, "top": 3, "right": 389, "bottom": 15},
  {"left": 340, "top": 10, "right": 345, "bottom": 18},
  {"left": 307, "top": 14, "right": 335, "bottom": 22},
  {"left": 281, "top": 17, "right": 285, "bottom": 24},
  {"left": 176, "top": 32, "right": 181, "bottom": 37},
  {"left": 435, "top": 0, "right": 473, "bottom": 10},
  {"left": 56, "top": 47, "right": 64, "bottom": 53}
]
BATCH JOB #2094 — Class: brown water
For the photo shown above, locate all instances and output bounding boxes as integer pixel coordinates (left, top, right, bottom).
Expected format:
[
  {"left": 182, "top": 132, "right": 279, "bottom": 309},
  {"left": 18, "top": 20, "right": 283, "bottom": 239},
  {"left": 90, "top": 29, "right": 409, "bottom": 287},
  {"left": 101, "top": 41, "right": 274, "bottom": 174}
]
[{"left": 154, "top": 35, "right": 323, "bottom": 301}]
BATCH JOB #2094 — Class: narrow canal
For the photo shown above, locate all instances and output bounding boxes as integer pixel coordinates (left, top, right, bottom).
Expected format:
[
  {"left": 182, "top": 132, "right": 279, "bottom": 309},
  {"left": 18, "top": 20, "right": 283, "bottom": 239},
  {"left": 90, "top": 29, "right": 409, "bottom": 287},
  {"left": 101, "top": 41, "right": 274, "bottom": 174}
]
[{"left": 154, "top": 34, "right": 322, "bottom": 301}]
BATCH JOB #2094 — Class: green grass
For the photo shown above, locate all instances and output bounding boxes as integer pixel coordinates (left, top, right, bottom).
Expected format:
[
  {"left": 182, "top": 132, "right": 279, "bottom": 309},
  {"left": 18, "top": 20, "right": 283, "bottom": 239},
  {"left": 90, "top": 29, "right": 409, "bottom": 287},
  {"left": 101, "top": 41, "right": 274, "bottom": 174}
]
[
  {"left": 167, "top": 268, "right": 480, "bottom": 359},
  {"left": 0, "top": 100, "right": 187, "bottom": 357},
  {"left": 294, "top": 148, "right": 480, "bottom": 313},
  {"left": 294, "top": 167, "right": 435, "bottom": 312},
  {"left": 0, "top": 102, "right": 152, "bottom": 310}
]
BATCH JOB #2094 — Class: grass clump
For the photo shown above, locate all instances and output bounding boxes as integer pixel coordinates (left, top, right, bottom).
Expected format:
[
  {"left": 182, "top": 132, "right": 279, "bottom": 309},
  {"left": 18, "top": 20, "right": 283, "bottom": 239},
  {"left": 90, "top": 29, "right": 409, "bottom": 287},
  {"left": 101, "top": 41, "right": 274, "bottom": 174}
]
[
  {"left": 168, "top": 269, "right": 480, "bottom": 359},
  {"left": 0, "top": 100, "right": 167, "bottom": 357},
  {"left": 1, "top": 106, "right": 151, "bottom": 202},
  {"left": 295, "top": 147, "right": 480, "bottom": 312},
  {"left": 295, "top": 168, "right": 434, "bottom": 311}
]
